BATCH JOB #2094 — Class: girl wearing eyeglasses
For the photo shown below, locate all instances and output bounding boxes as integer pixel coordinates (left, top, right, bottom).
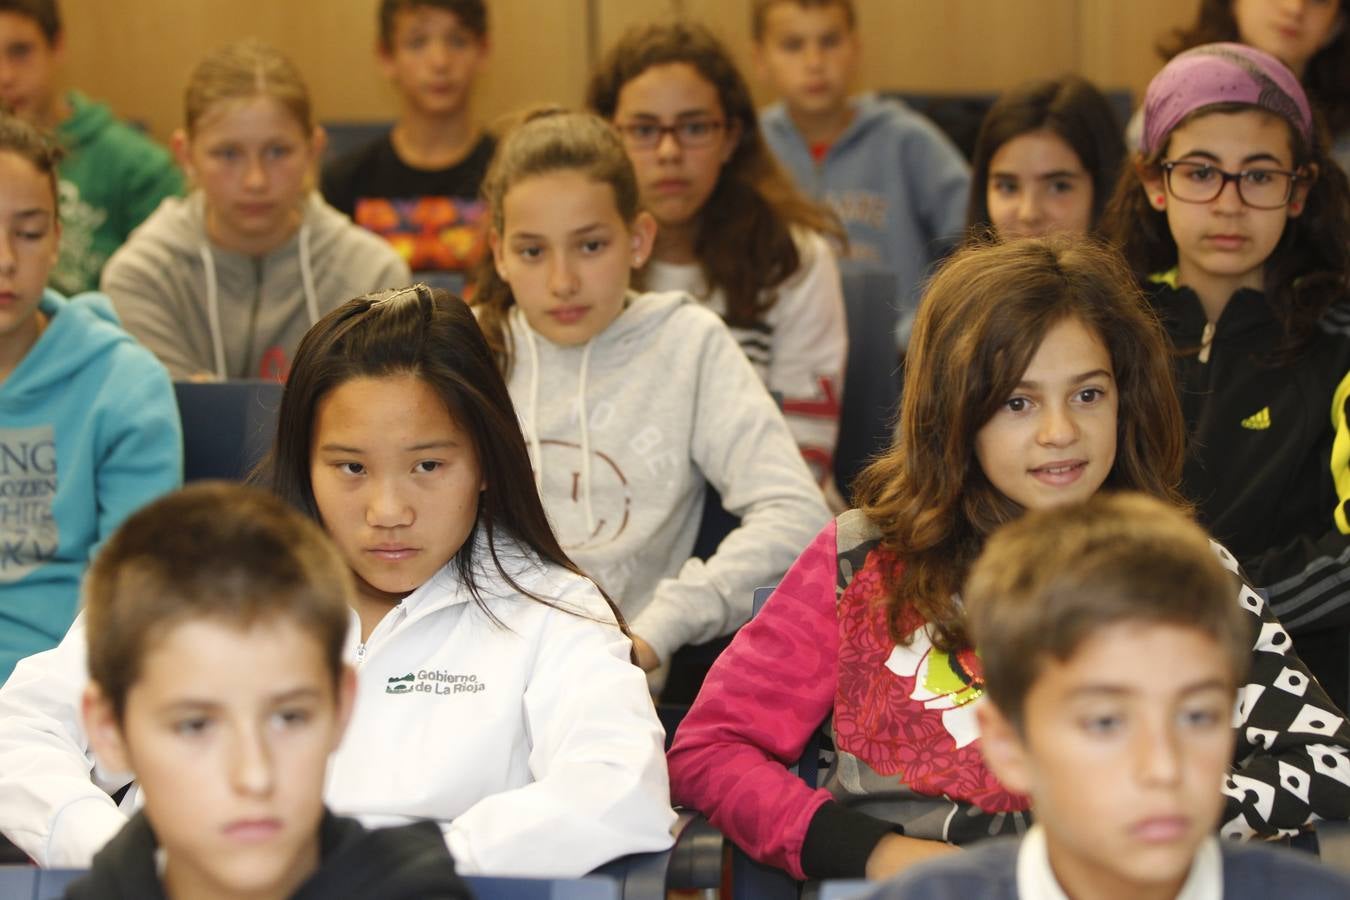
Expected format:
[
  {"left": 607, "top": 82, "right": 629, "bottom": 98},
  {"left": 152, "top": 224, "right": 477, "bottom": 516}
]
[
  {"left": 587, "top": 21, "right": 847, "bottom": 491},
  {"left": 1103, "top": 42, "right": 1350, "bottom": 707}
]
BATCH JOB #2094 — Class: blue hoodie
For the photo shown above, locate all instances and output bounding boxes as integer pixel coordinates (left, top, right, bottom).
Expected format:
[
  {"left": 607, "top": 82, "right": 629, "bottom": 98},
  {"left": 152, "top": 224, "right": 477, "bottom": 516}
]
[
  {"left": 0, "top": 290, "right": 181, "bottom": 683},
  {"left": 761, "top": 93, "right": 970, "bottom": 346}
]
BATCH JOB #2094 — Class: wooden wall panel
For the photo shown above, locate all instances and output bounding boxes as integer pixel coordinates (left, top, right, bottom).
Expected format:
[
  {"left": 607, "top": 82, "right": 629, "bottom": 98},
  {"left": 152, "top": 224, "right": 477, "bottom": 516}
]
[{"left": 49, "top": 0, "right": 1203, "bottom": 143}]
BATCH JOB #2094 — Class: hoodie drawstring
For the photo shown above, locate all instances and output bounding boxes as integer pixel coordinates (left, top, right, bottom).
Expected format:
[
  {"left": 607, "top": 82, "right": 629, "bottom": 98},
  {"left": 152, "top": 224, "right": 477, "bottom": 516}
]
[
  {"left": 514, "top": 307, "right": 595, "bottom": 535},
  {"left": 200, "top": 222, "right": 319, "bottom": 381},
  {"left": 576, "top": 341, "right": 595, "bottom": 535},
  {"left": 199, "top": 245, "right": 226, "bottom": 380},
  {"left": 298, "top": 223, "right": 320, "bottom": 327}
]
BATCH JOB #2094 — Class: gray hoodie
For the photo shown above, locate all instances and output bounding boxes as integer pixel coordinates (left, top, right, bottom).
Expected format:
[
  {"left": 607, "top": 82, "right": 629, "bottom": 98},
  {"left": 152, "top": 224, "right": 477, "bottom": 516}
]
[
  {"left": 506, "top": 291, "right": 831, "bottom": 663},
  {"left": 101, "top": 192, "right": 411, "bottom": 380}
]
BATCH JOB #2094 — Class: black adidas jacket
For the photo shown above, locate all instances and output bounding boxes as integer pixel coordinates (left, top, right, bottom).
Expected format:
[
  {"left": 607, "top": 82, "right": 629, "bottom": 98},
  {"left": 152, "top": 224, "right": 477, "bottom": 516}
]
[
  {"left": 64, "top": 810, "right": 472, "bottom": 900},
  {"left": 1150, "top": 279, "right": 1350, "bottom": 703}
]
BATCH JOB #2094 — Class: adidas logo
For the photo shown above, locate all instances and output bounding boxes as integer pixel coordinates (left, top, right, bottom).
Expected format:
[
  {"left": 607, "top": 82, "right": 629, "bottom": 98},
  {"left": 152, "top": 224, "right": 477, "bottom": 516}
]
[{"left": 1241, "top": 407, "right": 1271, "bottom": 430}]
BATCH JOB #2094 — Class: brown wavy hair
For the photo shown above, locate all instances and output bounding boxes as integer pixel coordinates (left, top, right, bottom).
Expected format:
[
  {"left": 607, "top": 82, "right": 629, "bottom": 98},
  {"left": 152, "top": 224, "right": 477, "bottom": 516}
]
[
  {"left": 853, "top": 236, "right": 1187, "bottom": 651},
  {"left": 587, "top": 20, "right": 841, "bottom": 328},
  {"left": 1101, "top": 103, "right": 1350, "bottom": 359},
  {"left": 1158, "top": 0, "right": 1350, "bottom": 136}
]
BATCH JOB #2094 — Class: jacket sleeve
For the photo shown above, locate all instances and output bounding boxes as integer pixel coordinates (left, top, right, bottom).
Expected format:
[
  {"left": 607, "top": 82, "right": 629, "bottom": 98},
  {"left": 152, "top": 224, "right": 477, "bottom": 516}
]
[
  {"left": 101, "top": 249, "right": 209, "bottom": 380},
  {"left": 766, "top": 231, "right": 848, "bottom": 486},
  {"left": 91, "top": 348, "right": 183, "bottom": 554},
  {"left": 901, "top": 113, "right": 971, "bottom": 250},
  {"left": 667, "top": 522, "right": 845, "bottom": 880},
  {"left": 629, "top": 316, "right": 832, "bottom": 663},
  {"left": 0, "top": 616, "right": 131, "bottom": 867},
  {"left": 442, "top": 589, "right": 675, "bottom": 876},
  {"left": 1214, "top": 545, "right": 1350, "bottom": 837},
  {"left": 1249, "top": 372, "right": 1350, "bottom": 634}
]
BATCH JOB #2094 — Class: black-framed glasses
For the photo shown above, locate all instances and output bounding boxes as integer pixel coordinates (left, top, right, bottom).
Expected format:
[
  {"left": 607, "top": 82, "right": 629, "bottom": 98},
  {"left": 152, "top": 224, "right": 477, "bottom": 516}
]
[
  {"left": 614, "top": 118, "right": 725, "bottom": 150},
  {"left": 1160, "top": 160, "right": 1303, "bottom": 210}
]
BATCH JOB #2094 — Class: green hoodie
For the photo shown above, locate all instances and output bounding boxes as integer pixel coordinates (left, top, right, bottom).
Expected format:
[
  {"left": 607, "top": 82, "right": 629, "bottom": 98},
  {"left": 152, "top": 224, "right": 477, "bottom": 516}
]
[{"left": 52, "top": 92, "right": 184, "bottom": 295}]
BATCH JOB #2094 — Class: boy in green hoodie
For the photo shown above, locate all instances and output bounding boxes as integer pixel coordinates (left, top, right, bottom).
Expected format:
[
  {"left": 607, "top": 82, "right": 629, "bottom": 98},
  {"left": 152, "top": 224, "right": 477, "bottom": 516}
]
[{"left": 0, "top": 0, "right": 183, "bottom": 295}]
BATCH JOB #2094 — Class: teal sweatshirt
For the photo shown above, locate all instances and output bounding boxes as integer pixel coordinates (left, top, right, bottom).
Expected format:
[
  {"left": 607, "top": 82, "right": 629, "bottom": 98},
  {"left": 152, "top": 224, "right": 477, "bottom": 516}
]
[
  {"left": 52, "top": 92, "right": 185, "bottom": 295},
  {"left": 0, "top": 290, "right": 182, "bottom": 683}
]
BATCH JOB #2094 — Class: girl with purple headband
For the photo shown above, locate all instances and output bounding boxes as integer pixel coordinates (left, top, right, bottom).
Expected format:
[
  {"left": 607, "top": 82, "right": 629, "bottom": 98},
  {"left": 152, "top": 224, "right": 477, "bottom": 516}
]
[{"left": 1103, "top": 42, "right": 1350, "bottom": 711}]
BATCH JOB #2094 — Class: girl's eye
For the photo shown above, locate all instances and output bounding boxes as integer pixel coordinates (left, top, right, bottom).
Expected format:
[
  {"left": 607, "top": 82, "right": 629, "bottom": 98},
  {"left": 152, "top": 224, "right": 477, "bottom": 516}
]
[
  {"left": 1243, "top": 169, "right": 1274, "bottom": 186},
  {"left": 173, "top": 717, "right": 211, "bottom": 736},
  {"left": 210, "top": 147, "right": 241, "bottom": 162},
  {"left": 1005, "top": 396, "right": 1030, "bottom": 413},
  {"left": 414, "top": 460, "right": 441, "bottom": 474},
  {"left": 272, "top": 707, "right": 312, "bottom": 729},
  {"left": 1075, "top": 388, "right": 1103, "bottom": 404},
  {"left": 1081, "top": 713, "right": 1122, "bottom": 736},
  {"left": 991, "top": 176, "right": 1018, "bottom": 196},
  {"left": 580, "top": 239, "right": 606, "bottom": 254},
  {"left": 1049, "top": 179, "right": 1076, "bottom": 195},
  {"left": 1186, "top": 165, "right": 1217, "bottom": 184},
  {"left": 337, "top": 462, "right": 365, "bottom": 476},
  {"left": 16, "top": 229, "right": 46, "bottom": 241},
  {"left": 516, "top": 245, "right": 542, "bottom": 260},
  {"left": 264, "top": 144, "right": 294, "bottom": 161}
]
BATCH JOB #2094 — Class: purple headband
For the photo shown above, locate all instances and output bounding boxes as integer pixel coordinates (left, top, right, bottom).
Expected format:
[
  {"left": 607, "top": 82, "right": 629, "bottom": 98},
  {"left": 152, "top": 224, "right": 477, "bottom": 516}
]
[{"left": 1140, "top": 42, "right": 1313, "bottom": 155}]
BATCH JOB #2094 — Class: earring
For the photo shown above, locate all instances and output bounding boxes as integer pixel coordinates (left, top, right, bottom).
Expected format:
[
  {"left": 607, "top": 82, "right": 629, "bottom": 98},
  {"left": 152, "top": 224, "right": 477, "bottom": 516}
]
[{"left": 1155, "top": 195, "right": 1165, "bottom": 204}]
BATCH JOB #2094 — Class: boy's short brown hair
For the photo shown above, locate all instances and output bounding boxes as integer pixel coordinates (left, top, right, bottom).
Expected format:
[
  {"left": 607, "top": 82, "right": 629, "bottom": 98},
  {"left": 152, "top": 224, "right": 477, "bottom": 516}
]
[
  {"left": 0, "top": 0, "right": 60, "bottom": 44},
  {"left": 378, "top": 0, "right": 487, "bottom": 51},
  {"left": 84, "top": 482, "right": 353, "bottom": 722},
  {"left": 964, "top": 493, "right": 1251, "bottom": 731},
  {"left": 751, "top": 0, "right": 855, "bottom": 40}
]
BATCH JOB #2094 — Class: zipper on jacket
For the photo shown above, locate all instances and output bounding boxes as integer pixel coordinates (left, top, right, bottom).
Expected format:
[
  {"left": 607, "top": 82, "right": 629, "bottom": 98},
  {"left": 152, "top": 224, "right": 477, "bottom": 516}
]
[
  {"left": 1199, "top": 321, "right": 1216, "bottom": 364},
  {"left": 355, "top": 602, "right": 408, "bottom": 669}
]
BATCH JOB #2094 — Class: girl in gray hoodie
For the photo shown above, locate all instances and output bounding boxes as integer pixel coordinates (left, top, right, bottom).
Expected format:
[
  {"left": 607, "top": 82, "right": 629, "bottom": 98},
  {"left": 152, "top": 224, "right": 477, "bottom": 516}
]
[
  {"left": 475, "top": 110, "right": 830, "bottom": 675},
  {"left": 101, "top": 40, "right": 410, "bottom": 381}
]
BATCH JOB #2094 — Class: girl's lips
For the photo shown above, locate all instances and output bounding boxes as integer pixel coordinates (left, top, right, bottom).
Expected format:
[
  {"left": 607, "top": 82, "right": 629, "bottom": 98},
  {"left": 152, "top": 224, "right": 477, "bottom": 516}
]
[
  {"left": 368, "top": 546, "right": 418, "bottom": 561},
  {"left": 223, "top": 818, "right": 283, "bottom": 843},
  {"left": 1029, "top": 460, "right": 1087, "bottom": 486},
  {"left": 1204, "top": 234, "right": 1248, "bottom": 250},
  {"left": 652, "top": 179, "right": 689, "bottom": 194},
  {"left": 549, "top": 306, "right": 589, "bottom": 325}
]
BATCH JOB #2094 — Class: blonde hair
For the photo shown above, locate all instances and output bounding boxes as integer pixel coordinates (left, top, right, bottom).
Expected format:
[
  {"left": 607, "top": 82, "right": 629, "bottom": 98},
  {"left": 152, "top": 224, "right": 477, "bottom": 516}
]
[{"left": 184, "top": 38, "right": 313, "bottom": 136}]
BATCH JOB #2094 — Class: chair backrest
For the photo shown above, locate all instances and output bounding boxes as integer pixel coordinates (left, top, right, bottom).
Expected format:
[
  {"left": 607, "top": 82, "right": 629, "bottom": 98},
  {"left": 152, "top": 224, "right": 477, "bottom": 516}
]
[
  {"left": 0, "top": 867, "right": 622, "bottom": 900},
  {"left": 835, "top": 264, "right": 902, "bottom": 499},
  {"left": 465, "top": 874, "right": 622, "bottom": 899},
  {"left": 0, "top": 866, "right": 85, "bottom": 900},
  {"left": 817, "top": 879, "right": 872, "bottom": 900},
  {"left": 174, "top": 380, "right": 284, "bottom": 482}
]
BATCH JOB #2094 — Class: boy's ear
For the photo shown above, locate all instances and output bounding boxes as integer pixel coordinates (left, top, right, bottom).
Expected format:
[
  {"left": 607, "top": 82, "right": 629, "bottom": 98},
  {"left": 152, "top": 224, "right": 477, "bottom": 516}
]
[
  {"left": 629, "top": 211, "right": 658, "bottom": 269},
  {"left": 1136, "top": 159, "right": 1167, "bottom": 211},
  {"left": 308, "top": 125, "right": 328, "bottom": 169},
  {"left": 82, "top": 683, "right": 131, "bottom": 775},
  {"left": 976, "top": 702, "right": 1035, "bottom": 796},
  {"left": 1290, "top": 163, "right": 1318, "bottom": 217},
  {"left": 331, "top": 664, "right": 357, "bottom": 751},
  {"left": 170, "top": 128, "right": 194, "bottom": 180}
]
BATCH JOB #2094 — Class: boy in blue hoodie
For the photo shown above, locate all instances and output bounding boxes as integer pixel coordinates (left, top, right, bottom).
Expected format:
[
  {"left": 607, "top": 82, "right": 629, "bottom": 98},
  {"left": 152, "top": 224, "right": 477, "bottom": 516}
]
[
  {"left": 0, "top": 0, "right": 184, "bottom": 295},
  {"left": 752, "top": 0, "right": 969, "bottom": 346},
  {"left": 0, "top": 111, "right": 180, "bottom": 684}
]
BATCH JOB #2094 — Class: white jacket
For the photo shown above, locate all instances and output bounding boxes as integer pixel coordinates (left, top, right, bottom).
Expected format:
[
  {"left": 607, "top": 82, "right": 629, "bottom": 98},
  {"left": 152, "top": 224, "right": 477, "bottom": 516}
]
[
  {"left": 642, "top": 229, "right": 846, "bottom": 485},
  {"left": 0, "top": 533, "right": 676, "bottom": 876}
]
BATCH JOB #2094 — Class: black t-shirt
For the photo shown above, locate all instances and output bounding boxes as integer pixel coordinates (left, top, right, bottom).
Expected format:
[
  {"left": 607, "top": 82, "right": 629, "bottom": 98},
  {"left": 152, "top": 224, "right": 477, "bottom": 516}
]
[{"left": 321, "top": 131, "right": 496, "bottom": 294}]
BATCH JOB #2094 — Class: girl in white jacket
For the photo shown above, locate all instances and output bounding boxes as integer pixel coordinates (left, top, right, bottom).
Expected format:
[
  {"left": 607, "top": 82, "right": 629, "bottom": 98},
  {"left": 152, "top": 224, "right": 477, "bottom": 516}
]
[
  {"left": 0, "top": 285, "right": 675, "bottom": 876},
  {"left": 474, "top": 111, "right": 830, "bottom": 675}
]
